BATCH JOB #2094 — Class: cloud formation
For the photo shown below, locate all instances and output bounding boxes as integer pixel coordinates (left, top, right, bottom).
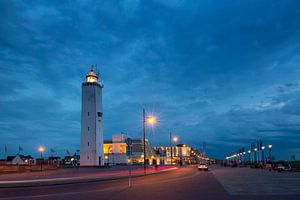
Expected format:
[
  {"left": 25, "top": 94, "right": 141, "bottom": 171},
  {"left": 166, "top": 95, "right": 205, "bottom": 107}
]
[{"left": 0, "top": 0, "right": 300, "bottom": 159}]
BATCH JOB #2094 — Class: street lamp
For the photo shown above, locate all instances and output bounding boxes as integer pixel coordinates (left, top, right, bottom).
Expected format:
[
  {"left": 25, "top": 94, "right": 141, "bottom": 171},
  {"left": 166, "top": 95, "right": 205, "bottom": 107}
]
[
  {"left": 170, "top": 134, "right": 178, "bottom": 165},
  {"left": 143, "top": 109, "right": 157, "bottom": 174},
  {"left": 268, "top": 144, "right": 273, "bottom": 162},
  {"left": 104, "top": 155, "right": 109, "bottom": 166},
  {"left": 254, "top": 148, "right": 257, "bottom": 163},
  {"left": 38, "top": 146, "right": 45, "bottom": 172},
  {"left": 248, "top": 150, "right": 251, "bottom": 164},
  {"left": 261, "top": 146, "right": 265, "bottom": 165}
]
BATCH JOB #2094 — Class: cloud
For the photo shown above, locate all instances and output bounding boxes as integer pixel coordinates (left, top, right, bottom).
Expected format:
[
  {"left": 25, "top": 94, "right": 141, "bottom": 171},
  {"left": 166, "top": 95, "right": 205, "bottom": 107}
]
[{"left": 0, "top": 0, "right": 300, "bottom": 159}]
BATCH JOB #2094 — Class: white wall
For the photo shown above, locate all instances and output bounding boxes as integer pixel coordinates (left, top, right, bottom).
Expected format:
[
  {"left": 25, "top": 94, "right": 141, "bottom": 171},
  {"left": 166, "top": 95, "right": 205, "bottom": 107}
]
[{"left": 80, "top": 82, "right": 104, "bottom": 166}]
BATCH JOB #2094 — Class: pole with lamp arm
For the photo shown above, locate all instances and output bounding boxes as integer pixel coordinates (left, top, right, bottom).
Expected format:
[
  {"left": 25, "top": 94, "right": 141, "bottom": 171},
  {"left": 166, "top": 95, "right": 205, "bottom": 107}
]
[
  {"left": 254, "top": 148, "right": 258, "bottom": 164},
  {"left": 172, "top": 136, "right": 178, "bottom": 165},
  {"left": 261, "top": 146, "right": 265, "bottom": 165},
  {"left": 268, "top": 145, "right": 273, "bottom": 162},
  {"left": 143, "top": 109, "right": 146, "bottom": 174},
  {"left": 170, "top": 132, "right": 173, "bottom": 165},
  {"left": 38, "top": 146, "right": 45, "bottom": 172},
  {"left": 248, "top": 150, "right": 251, "bottom": 164},
  {"left": 143, "top": 109, "right": 156, "bottom": 174}
]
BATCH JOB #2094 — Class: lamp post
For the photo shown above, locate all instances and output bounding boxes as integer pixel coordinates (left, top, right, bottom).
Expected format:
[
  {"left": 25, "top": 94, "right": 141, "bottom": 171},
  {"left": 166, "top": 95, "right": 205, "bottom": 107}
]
[
  {"left": 248, "top": 150, "right": 251, "bottom": 164},
  {"left": 143, "top": 109, "right": 146, "bottom": 174},
  {"left": 170, "top": 132, "right": 172, "bottom": 165},
  {"left": 104, "top": 155, "right": 109, "bottom": 166},
  {"left": 261, "top": 146, "right": 265, "bottom": 165},
  {"left": 254, "top": 148, "right": 257, "bottom": 164},
  {"left": 38, "top": 146, "right": 45, "bottom": 172},
  {"left": 170, "top": 135, "right": 178, "bottom": 165},
  {"left": 268, "top": 145, "right": 273, "bottom": 162},
  {"left": 143, "top": 109, "right": 156, "bottom": 174}
]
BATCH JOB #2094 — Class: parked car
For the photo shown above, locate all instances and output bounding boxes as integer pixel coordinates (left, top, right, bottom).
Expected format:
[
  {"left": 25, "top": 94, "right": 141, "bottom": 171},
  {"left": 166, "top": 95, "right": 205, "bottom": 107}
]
[
  {"left": 198, "top": 164, "right": 208, "bottom": 171},
  {"left": 273, "top": 163, "right": 292, "bottom": 172}
]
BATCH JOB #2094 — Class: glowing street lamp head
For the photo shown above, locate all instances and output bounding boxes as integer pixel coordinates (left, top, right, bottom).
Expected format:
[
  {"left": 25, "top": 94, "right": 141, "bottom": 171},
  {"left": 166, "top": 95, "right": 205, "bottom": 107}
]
[
  {"left": 38, "top": 146, "right": 45, "bottom": 153},
  {"left": 147, "top": 115, "right": 157, "bottom": 126},
  {"left": 248, "top": 150, "right": 251, "bottom": 154},
  {"left": 254, "top": 148, "right": 257, "bottom": 152},
  {"left": 172, "top": 136, "right": 178, "bottom": 142},
  {"left": 261, "top": 146, "right": 265, "bottom": 150},
  {"left": 268, "top": 144, "right": 272, "bottom": 149}
]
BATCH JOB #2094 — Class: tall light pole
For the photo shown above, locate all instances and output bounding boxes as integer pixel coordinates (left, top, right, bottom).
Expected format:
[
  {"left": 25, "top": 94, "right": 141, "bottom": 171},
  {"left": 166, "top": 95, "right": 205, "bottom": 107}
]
[
  {"left": 254, "top": 148, "right": 257, "bottom": 164},
  {"left": 143, "top": 109, "right": 156, "bottom": 174},
  {"left": 268, "top": 145, "right": 273, "bottom": 162},
  {"left": 170, "top": 132, "right": 172, "bottom": 165},
  {"left": 38, "top": 146, "right": 45, "bottom": 172},
  {"left": 143, "top": 109, "right": 146, "bottom": 174},
  {"left": 170, "top": 135, "right": 178, "bottom": 165},
  {"left": 261, "top": 146, "right": 265, "bottom": 165},
  {"left": 248, "top": 150, "right": 251, "bottom": 164}
]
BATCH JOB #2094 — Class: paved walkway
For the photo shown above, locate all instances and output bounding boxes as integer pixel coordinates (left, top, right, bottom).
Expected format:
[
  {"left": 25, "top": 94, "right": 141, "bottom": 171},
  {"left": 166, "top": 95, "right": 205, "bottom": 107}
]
[{"left": 211, "top": 166, "right": 300, "bottom": 195}]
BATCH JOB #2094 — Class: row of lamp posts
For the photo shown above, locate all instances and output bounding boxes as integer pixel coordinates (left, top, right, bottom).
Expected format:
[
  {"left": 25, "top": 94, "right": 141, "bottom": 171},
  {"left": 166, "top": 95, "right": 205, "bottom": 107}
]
[{"left": 226, "top": 144, "right": 273, "bottom": 165}]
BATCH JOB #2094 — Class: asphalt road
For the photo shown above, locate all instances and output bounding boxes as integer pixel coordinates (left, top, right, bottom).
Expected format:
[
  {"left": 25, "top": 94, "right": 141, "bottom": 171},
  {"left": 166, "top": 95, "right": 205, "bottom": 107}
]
[{"left": 0, "top": 165, "right": 299, "bottom": 200}]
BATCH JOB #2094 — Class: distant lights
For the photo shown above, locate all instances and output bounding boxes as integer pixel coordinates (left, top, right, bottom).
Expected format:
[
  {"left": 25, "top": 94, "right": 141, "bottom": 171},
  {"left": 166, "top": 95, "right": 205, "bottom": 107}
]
[
  {"left": 268, "top": 145, "right": 272, "bottom": 148},
  {"left": 261, "top": 146, "right": 265, "bottom": 150},
  {"left": 248, "top": 150, "right": 251, "bottom": 153}
]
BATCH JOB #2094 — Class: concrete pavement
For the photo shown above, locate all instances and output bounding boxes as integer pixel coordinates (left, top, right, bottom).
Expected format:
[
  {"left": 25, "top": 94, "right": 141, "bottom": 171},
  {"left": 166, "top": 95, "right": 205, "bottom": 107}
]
[{"left": 211, "top": 166, "right": 300, "bottom": 195}]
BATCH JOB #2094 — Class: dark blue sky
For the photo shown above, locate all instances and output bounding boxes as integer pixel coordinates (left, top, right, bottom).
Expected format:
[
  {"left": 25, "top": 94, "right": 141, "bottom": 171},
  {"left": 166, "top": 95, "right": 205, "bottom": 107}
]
[{"left": 1, "top": 0, "right": 300, "bottom": 160}]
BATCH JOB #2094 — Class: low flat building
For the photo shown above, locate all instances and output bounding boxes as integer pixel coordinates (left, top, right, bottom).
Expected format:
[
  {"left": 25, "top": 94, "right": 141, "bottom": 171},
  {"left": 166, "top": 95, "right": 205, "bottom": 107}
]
[{"left": 6, "top": 155, "right": 34, "bottom": 165}]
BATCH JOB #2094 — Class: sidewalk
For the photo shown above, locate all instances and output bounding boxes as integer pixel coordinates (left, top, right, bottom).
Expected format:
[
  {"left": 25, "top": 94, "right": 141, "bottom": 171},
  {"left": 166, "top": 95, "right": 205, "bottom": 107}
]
[{"left": 0, "top": 166, "right": 177, "bottom": 188}]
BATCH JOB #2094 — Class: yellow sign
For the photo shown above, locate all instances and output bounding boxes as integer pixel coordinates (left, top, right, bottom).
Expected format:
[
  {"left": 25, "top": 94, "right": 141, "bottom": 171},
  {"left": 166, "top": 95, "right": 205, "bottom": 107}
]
[{"left": 104, "top": 143, "right": 127, "bottom": 154}]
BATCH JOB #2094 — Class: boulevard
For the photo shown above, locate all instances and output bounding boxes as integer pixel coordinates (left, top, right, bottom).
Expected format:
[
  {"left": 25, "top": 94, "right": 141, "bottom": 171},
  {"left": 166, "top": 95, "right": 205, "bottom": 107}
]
[{"left": 0, "top": 166, "right": 299, "bottom": 200}]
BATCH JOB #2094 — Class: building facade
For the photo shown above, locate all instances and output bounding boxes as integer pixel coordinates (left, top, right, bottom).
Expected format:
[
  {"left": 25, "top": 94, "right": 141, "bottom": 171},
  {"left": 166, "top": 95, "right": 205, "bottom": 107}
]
[
  {"left": 103, "top": 133, "right": 158, "bottom": 165},
  {"left": 80, "top": 67, "right": 104, "bottom": 166}
]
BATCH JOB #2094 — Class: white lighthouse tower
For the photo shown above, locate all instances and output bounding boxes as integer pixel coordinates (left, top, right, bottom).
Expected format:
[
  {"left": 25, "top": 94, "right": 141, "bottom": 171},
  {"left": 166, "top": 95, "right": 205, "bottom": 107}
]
[{"left": 80, "top": 66, "right": 104, "bottom": 166}]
